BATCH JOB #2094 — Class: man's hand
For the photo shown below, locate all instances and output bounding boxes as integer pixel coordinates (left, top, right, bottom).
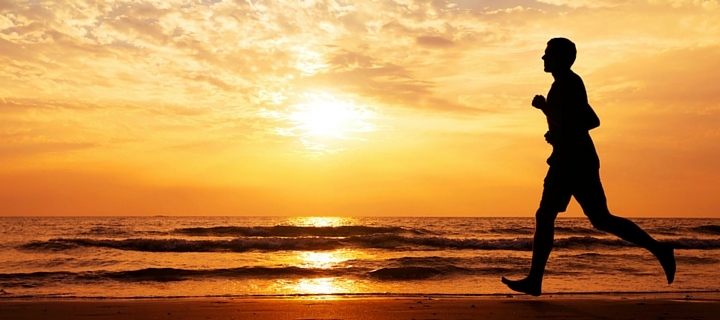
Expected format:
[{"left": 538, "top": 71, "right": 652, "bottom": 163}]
[
  {"left": 532, "top": 95, "right": 546, "bottom": 109},
  {"left": 544, "top": 131, "right": 555, "bottom": 145}
]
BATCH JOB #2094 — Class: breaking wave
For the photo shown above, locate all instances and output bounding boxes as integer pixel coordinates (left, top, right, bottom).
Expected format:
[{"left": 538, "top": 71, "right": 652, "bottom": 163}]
[
  {"left": 0, "top": 265, "right": 517, "bottom": 285},
  {"left": 690, "top": 225, "right": 720, "bottom": 235},
  {"left": 0, "top": 267, "right": 353, "bottom": 285},
  {"left": 18, "top": 235, "right": 720, "bottom": 253},
  {"left": 173, "top": 225, "right": 431, "bottom": 237},
  {"left": 488, "top": 227, "right": 603, "bottom": 236},
  {"left": 368, "top": 266, "right": 472, "bottom": 280}
]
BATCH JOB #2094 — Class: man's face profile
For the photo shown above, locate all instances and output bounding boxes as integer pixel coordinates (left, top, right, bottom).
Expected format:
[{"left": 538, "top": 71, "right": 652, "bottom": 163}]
[{"left": 542, "top": 45, "right": 558, "bottom": 73}]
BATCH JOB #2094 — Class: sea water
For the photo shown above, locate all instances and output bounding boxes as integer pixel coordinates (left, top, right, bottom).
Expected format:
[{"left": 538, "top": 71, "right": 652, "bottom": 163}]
[{"left": 1, "top": 216, "right": 718, "bottom": 298}]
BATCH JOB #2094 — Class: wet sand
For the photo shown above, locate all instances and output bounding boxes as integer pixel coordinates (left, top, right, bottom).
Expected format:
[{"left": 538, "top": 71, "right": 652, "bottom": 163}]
[{"left": 1, "top": 293, "right": 719, "bottom": 320}]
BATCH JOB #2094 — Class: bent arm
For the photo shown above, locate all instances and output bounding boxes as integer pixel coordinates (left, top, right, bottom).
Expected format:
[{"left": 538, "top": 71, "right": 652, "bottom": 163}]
[
  {"left": 583, "top": 104, "right": 600, "bottom": 131},
  {"left": 560, "top": 79, "right": 600, "bottom": 132}
]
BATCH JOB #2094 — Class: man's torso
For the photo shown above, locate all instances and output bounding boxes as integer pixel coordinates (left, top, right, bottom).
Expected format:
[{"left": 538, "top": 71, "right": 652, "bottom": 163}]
[{"left": 545, "top": 71, "right": 600, "bottom": 170}]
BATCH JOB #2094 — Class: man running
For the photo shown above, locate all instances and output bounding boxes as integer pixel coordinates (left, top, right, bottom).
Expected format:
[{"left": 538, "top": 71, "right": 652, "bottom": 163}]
[{"left": 501, "top": 38, "right": 676, "bottom": 296}]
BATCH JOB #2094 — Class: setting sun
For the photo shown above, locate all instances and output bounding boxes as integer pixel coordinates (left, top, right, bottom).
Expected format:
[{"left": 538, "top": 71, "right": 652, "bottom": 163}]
[{"left": 281, "top": 93, "right": 376, "bottom": 151}]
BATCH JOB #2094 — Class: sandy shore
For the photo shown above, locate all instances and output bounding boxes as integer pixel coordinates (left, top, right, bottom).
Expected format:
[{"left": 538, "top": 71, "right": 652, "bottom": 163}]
[{"left": 1, "top": 293, "right": 719, "bottom": 320}]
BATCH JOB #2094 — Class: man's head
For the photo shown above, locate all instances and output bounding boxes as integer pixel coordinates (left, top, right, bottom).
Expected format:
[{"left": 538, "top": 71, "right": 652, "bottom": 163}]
[{"left": 543, "top": 38, "right": 576, "bottom": 73}]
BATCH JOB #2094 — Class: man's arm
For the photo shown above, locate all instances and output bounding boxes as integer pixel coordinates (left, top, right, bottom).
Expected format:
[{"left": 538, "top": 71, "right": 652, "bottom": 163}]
[
  {"left": 532, "top": 95, "right": 559, "bottom": 125},
  {"left": 583, "top": 105, "right": 600, "bottom": 131},
  {"left": 570, "top": 80, "right": 600, "bottom": 131},
  {"left": 532, "top": 95, "right": 558, "bottom": 145},
  {"left": 560, "top": 76, "right": 600, "bottom": 132}
]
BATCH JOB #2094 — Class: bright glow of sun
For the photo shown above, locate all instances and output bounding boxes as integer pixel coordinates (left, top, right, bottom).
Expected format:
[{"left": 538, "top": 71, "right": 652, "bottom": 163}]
[
  {"left": 289, "top": 93, "right": 376, "bottom": 139},
  {"left": 262, "top": 93, "right": 379, "bottom": 154}
]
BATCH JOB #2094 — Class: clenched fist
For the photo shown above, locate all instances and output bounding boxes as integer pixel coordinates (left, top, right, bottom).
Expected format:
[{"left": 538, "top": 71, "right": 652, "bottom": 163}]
[{"left": 532, "top": 95, "right": 546, "bottom": 109}]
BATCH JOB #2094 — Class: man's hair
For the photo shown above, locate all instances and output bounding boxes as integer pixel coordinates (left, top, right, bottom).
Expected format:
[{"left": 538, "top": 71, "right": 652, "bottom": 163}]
[{"left": 547, "top": 38, "right": 576, "bottom": 69}]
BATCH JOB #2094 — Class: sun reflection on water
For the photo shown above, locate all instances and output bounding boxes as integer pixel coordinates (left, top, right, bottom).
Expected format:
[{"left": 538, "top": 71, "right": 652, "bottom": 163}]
[
  {"left": 296, "top": 250, "right": 354, "bottom": 269},
  {"left": 269, "top": 217, "right": 370, "bottom": 296},
  {"left": 276, "top": 277, "right": 361, "bottom": 296},
  {"left": 269, "top": 249, "right": 368, "bottom": 296},
  {"left": 285, "top": 216, "right": 356, "bottom": 227}
]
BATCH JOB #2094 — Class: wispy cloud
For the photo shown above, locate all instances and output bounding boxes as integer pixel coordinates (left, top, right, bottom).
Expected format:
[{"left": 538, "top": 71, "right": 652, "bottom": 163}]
[{"left": 1, "top": 0, "right": 719, "bottom": 216}]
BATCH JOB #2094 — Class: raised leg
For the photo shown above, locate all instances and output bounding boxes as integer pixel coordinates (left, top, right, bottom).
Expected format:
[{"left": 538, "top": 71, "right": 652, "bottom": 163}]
[
  {"left": 586, "top": 210, "right": 676, "bottom": 284},
  {"left": 576, "top": 178, "right": 676, "bottom": 284}
]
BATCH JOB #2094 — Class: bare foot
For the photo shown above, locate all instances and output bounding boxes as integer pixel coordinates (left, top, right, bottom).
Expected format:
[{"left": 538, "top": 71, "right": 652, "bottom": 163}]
[
  {"left": 501, "top": 277, "right": 542, "bottom": 296},
  {"left": 654, "top": 243, "right": 676, "bottom": 284}
]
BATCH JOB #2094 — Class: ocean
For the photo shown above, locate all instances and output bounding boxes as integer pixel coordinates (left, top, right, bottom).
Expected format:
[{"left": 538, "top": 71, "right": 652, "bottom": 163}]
[{"left": 1, "top": 216, "right": 718, "bottom": 298}]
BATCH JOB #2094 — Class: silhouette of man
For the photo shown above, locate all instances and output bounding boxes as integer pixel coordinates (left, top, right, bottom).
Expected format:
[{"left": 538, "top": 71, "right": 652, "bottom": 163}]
[{"left": 501, "top": 38, "right": 676, "bottom": 296}]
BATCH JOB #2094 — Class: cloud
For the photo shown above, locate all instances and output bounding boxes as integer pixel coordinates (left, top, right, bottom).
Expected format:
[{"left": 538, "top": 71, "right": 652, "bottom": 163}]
[
  {"left": 0, "top": 0, "right": 719, "bottom": 216},
  {"left": 416, "top": 35, "right": 455, "bottom": 48},
  {"left": 588, "top": 46, "right": 720, "bottom": 109}
]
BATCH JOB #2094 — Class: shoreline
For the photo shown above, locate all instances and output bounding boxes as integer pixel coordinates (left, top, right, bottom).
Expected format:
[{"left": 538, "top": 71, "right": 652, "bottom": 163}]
[
  {"left": 1, "top": 293, "right": 719, "bottom": 320},
  {"left": 2, "top": 289, "right": 720, "bottom": 300}
]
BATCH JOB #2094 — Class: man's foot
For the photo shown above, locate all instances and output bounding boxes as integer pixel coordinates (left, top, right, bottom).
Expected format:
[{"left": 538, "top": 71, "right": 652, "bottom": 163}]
[
  {"left": 654, "top": 243, "right": 676, "bottom": 284},
  {"left": 501, "top": 277, "right": 542, "bottom": 296}
]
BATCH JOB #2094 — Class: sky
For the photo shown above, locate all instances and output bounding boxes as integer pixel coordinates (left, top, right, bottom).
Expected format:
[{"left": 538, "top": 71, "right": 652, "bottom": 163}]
[{"left": 1, "top": 0, "right": 719, "bottom": 217}]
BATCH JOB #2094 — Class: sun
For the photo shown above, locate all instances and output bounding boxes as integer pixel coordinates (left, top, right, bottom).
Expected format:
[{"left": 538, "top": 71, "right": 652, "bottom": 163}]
[
  {"left": 288, "top": 93, "right": 375, "bottom": 139},
  {"left": 262, "top": 93, "right": 379, "bottom": 154}
]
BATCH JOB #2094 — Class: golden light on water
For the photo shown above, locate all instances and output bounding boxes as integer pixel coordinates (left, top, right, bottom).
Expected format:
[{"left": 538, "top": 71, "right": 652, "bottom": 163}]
[
  {"left": 272, "top": 216, "right": 367, "bottom": 295},
  {"left": 270, "top": 249, "right": 367, "bottom": 295},
  {"left": 286, "top": 216, "right": 356, "bottom": 227},
  {"left": 277, "top": 277, "right": 361, "bottom": 296},
  {"left": 297, "top": 250, "right": 356, "bottom": 269}
]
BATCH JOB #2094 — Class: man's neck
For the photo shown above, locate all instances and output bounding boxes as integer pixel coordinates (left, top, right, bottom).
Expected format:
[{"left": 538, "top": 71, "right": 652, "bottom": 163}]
[{"left": 551, "top": 69, "right": 572, "bottom": 80}]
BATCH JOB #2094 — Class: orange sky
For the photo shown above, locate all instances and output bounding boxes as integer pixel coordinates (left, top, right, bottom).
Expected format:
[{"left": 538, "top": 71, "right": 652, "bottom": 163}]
[{"left": 1, "top": 0, "right": 719, "bottom": 217}]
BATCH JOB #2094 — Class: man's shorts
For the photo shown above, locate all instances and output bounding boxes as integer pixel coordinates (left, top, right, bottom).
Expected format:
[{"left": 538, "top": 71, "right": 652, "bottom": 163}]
[{"left": 539, "top": 165, "right": 607, "bottom": 213}]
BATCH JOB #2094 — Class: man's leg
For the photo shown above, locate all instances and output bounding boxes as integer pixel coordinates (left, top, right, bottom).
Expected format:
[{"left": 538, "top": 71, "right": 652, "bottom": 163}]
[
  {"left": 502, "top": 166, "right": 568, "bottom": 296},
  {"left": 575, "top": 173, "right": 676, "bottom": 284},
  {"left": 527, "top": 208, "right": 560, "bottom": 282},
  {"left": 502, "top": 208, "right": 559, "bottom": 296}
]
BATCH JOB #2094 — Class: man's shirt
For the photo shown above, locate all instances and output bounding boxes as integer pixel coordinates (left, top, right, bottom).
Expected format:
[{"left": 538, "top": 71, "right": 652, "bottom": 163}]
[{"left": 544, "top": 71, "right": 600, "bottom": 170}]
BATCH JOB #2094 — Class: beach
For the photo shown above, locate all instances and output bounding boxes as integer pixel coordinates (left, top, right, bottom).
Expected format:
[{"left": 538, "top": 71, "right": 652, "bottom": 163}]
[{"left": 2, "top": 293, "right": 720, "bottom": 320}]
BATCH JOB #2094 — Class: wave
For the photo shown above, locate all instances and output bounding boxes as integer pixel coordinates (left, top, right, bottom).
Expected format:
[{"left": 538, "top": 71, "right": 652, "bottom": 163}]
[
  {"left": 66, "top": 223, "right": 718, "bottom": 240},
  {"left": 555, "top": 227, "right": 605, "bottom": 235},
  {"left": 0, "top": 267, "right": 354, "bottom": 285},
  {"left": 79, "top": 226, "right": 130, "bottom": 237},
  {"left": 19, "top": 237, "right": 347, "bottom": 252},
  {"left": 387, "top": 256, "right": 466, "bottom": 266},
  {"left": 172, "top": 225, "right": 430, "bottom": 237},
  {"left": 0, "top": 265, "right": 476, "bottom": 284},
  {"left": 0, "top": 265, "right": 518, "bottom": 285},
  {"left": 690, "top": 225, "right": 720, "bottom": 235},
  {"left": 479, "top": 224, "right": 720, "bottom": 237},
  {"left": 487, "top": 227, "right": 534, "bottom": 235},
  {"left": 18, "top": 235, "right": 534, "bottom": 252},
  {"left": 18, "top": 236, "right": 720, "bottom": 253},
  {"left": 368, "top": 266, "right": 471, "bottom": 280},
  {"left": 487, "top": 226, "right": 603, "bottom": 236}
]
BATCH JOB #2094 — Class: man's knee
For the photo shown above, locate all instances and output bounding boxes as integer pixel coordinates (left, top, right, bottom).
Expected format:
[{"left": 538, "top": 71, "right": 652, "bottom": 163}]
[{"left": 587, "top": 211, "right": 613, "bottom": 231}]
